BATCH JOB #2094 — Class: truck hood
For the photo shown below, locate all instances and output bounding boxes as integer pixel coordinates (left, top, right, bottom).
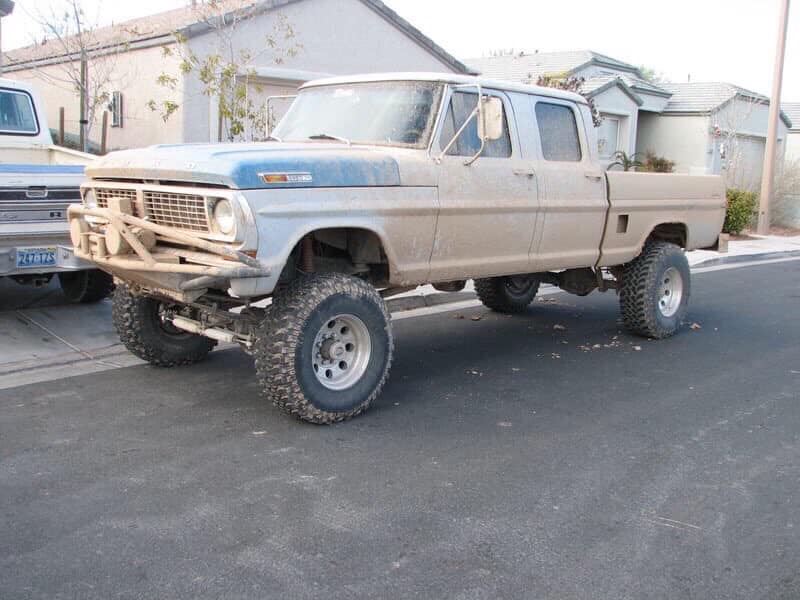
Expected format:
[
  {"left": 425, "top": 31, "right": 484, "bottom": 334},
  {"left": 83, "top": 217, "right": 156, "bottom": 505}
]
[{"left": 85, "top": 142, "right": 406, "bottom": 190}]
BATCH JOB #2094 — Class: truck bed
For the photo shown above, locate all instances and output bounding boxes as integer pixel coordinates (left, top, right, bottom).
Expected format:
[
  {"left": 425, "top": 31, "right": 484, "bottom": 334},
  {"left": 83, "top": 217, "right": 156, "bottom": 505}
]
[
  {"left": 0, "top": 145, "right": 94, "bottom": 166},
  {"left": 599, "top": 172, "right": 726, "bottom": 267}
]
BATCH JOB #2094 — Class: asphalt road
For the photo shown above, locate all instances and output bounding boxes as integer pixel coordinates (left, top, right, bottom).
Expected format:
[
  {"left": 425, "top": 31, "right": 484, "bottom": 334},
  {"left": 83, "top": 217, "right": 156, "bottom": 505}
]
[{"left": 1, "top": 261, "right": 799, "bottom": 600}]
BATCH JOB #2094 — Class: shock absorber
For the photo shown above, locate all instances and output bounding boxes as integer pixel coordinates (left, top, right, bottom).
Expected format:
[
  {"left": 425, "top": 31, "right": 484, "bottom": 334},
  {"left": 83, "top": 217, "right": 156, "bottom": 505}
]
[{"left": 301, "top": 234, "right": 314, "bottom": 273}]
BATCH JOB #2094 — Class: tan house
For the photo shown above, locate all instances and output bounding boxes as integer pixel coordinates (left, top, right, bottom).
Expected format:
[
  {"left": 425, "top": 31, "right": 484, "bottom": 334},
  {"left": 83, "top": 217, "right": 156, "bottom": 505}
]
[
  {"left": 467, "top": 51, "right": 793, "bottom": 191},
  {"left": 638, "top": 82, "right": 791, "bottom": 192},
  {"left": 3, "top": 0, "right": 472, "bottom": 151}
]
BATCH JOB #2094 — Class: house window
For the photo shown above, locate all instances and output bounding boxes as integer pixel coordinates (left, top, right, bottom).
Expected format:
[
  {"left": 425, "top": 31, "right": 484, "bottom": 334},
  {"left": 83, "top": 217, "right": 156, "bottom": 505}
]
[
  {"left": 439, "top": 91, "right": 512, "bottom": 158},
  {"left": 110, "top": 91, "right": 123, "bottom": 128},
  {"left": 0, "top": 88, "right": 39, "bottom": 135},
  {"left": 535, "top": 102, "right": 582, "bottom": 162},
  {"left": 597, "top": 116, "right": 620, "bottom": 159}
]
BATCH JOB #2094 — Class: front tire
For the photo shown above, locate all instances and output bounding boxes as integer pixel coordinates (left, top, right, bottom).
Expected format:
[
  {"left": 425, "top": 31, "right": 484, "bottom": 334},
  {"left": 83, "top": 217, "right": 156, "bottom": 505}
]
[
  {"left": 112, "top": 284, "right": 216, "bottom": 366},
  {"left": 619, "top": 241, "right": 690, "bottom": 339},
  {"left": 254, "top": 274, "right": 394, "bottom": 424},
  {"left": 475, "top": 275, "right": 540, "bottom": 313},
  {"left": 59, "top": 269, "right": 114, "bottom": 303}
]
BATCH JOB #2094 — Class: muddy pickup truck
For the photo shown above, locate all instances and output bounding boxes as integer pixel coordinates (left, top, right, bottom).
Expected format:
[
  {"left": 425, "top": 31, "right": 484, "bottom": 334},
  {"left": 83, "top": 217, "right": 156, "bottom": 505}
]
[{"left": 68, "top": 73, "right": 725, "bottom": 423}]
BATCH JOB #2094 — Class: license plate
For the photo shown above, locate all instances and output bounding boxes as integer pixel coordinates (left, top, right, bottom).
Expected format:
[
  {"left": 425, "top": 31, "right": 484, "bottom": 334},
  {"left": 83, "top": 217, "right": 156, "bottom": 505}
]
[{"left": 16, "top": 247, "right": 57, "bottom": 269}]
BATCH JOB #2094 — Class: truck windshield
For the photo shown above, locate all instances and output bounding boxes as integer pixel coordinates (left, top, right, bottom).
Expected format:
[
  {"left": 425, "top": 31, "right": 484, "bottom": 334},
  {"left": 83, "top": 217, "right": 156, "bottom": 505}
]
[
  {"left": 273, "top": 82, "right": 442, "bottom": 149},
  {"left": 0, "top": 89, "right": 39, "bottom": 135}
]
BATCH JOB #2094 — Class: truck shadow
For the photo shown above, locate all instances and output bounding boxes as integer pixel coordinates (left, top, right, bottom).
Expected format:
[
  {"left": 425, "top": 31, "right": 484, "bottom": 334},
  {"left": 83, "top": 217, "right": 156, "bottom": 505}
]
[{"left": 105, "top": 291, "right": 727, "bottom": 431}]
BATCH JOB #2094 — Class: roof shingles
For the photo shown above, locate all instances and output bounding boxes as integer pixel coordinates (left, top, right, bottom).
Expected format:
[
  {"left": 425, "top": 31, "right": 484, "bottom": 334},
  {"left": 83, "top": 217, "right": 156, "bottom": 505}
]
[
  {"left": 465, "top": 50, "right": 671, "bottom": 97},
  {"left": 5, "top": 0, "right": 473, "bottom": 75}
]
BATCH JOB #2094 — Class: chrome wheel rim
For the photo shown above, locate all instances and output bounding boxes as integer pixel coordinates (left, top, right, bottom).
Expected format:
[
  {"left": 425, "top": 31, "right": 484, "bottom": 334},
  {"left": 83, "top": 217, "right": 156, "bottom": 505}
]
[
  {"left": 312, "top": 314, "right": 372, "bottom": 391},
  {"left": 658, "top": 267, "right": 684, "bottom": 318}
]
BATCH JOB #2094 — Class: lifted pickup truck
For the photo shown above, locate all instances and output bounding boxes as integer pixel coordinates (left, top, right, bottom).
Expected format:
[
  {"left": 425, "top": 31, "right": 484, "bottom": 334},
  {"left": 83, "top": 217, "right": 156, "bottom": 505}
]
[
  {"left": 1, "top": 78, "right": 112, "bottom": 302},
  {"left": 68, "top": 73, "right": 725, "bottom": 423}
]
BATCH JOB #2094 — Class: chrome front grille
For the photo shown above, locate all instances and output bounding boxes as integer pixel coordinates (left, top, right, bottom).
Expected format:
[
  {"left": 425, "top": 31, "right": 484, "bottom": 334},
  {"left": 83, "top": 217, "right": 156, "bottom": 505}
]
[
  {"left": 95, "top": 188, "right": 140, "bottom": 216},
  {"left": 143, "top": 191, "right": 210, "bottom": 232}
]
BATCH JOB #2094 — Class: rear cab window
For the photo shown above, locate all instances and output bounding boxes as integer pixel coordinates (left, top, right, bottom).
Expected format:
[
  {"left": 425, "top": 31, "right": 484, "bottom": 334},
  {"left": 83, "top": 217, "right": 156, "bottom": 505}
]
[
  {"left": 534, "top": 102, "right": 582, "bottom": 162},
  {"left": 0, "top": 88, "right": 39, "bottom": 136},
  {"left": 438, "top": 90, "right": 512, "bottom": 158}
]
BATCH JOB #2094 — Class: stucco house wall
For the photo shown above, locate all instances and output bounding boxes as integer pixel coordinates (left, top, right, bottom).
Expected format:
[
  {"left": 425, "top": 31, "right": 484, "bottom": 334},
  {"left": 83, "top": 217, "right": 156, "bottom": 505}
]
[
  {"left": 183, "top": 0, "right": 462, "bottom": 143},
  {"left": 9, "top": 43, "right": 186, "bottom": 151},
  {"left": 636, "top": 113, "right": 709, "bottom": 175},
  {"left": 788, "top": 134, "right": 800, "bottom": 161},
  {"left": 5, "top": 0, "right": 468, "bottom": 150},
  {"left": 589, "top": 85, "right": 639, "bottom": 164}
]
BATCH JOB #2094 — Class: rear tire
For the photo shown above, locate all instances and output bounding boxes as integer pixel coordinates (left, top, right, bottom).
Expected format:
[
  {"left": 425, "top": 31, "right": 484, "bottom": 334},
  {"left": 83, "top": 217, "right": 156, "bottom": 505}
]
[
  {"left": 619, "top": 241, "right": 690, "bottom": 339},
  {"left": 112, "top": 284, "right": 216, "bottom": 366},
  {"left": 254, "top": 274, "right": 393, "bottom": 424},
  {"left": 475, "top": 275, "right": 540, "bottom": 313},
  {"left": 59, "top": 269, "right": 114, "bottom": 303}
]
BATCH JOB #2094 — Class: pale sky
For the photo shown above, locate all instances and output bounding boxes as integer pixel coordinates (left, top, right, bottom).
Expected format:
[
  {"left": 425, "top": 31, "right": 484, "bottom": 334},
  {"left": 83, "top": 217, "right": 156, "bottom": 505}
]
[{"left": 3, "top": 0, "right": 800, "bottom": 100}]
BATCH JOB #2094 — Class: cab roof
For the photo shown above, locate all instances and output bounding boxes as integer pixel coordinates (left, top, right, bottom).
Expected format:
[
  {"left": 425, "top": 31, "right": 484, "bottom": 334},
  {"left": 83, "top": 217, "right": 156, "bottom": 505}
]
[{"left": 300, "top": 72, "right": 589, "bottom": 105}]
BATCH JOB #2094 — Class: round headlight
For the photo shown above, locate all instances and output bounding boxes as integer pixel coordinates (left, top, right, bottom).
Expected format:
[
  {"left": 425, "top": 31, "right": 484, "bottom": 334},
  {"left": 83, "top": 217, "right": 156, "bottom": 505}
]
[
  {"left": 84, "top": 189, "right": 97, "bottom": 209},
  {"left": 212, "top": 198, "right": 236, "bottom": 235}
]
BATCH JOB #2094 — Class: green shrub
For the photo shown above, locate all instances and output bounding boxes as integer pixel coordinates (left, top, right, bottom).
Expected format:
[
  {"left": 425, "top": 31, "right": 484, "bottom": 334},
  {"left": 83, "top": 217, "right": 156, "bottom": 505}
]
[{"left": 724, "top": 189, "right": 758, "bottom": 235}]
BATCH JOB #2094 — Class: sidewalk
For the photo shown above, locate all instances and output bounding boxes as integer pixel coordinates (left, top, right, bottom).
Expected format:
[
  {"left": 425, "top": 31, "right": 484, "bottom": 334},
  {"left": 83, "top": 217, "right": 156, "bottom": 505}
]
[
  {"left": 688, "top": 233, "right": 800, "bottom": 266},
  {"left": 1, "top": 234, "right": 798, "bottom": 389}
]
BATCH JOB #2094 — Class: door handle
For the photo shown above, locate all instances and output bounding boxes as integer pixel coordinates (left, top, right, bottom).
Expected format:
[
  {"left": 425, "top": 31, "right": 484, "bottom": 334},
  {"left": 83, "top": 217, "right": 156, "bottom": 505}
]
[
  {"left": 584, "top": 172, "right": 603, "bottom": 181},
  {"left": 513, "top": 169, "right": 536, "bottom": 178}
]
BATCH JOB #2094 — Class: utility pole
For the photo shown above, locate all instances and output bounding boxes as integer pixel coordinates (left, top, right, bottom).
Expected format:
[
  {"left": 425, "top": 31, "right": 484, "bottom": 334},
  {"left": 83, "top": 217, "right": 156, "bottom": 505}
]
[
  {"left": 0, "top": 1, "right": 15, "bottom": 75},
  {"left": 758, "top": 0, "right": 791, "bottom": 234}
]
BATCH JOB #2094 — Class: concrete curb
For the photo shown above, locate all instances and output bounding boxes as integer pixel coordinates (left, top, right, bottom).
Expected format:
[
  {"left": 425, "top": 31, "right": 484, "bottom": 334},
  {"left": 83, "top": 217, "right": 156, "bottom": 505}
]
[{"left": 690, "top": 249, "right": 800, "bottom": 268}]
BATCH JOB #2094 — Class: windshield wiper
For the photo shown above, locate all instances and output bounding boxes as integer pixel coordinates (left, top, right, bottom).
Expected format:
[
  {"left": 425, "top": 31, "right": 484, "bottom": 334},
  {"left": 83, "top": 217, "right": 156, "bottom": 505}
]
[{"left": 308, "top": 133, "right": 351, "bottom": 146}]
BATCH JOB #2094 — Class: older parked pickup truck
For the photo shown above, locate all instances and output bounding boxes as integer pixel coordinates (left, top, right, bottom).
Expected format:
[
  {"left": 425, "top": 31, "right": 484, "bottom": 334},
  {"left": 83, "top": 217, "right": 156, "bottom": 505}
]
[
  {"left": 1, "top": 78, "right": 113, "bottom": 302},
  {"left": 68, "top": 73, "right": 725, "bottom": 423}
]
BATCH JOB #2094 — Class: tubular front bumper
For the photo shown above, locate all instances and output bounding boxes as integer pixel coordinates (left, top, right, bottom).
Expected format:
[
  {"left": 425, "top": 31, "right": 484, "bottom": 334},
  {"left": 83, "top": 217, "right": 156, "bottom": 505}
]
[{"left": 67, "top": 204, "right": 270, "bottom": 301}]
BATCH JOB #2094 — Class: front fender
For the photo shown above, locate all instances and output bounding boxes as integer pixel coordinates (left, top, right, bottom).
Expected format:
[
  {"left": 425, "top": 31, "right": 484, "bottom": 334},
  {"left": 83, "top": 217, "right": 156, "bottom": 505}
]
[{"left": 228, "top": 187, "right": 439, "bottom": 297}]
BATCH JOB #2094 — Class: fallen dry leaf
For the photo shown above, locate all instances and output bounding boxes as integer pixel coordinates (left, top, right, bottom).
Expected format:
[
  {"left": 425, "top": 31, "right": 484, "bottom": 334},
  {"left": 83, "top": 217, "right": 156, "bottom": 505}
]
[
  {"left": 453, "top": 314, "right": 465, "bottom": 320},
  {"left": 633, "top": 346, "right": 642, "bottom": 351},
  {"left": 471, "top": 315, "right": 483, "bottom": 321},
  {"left": 553, "top": 324, "right": 566, "bottom": 331},
  {"left": 690, "top": 323, "right": 703, "bottom": 330}
]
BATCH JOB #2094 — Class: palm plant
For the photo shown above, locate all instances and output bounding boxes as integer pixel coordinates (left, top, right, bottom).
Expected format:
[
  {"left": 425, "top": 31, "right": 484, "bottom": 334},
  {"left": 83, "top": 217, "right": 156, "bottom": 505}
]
[{"left": 607, "top": 151, "right": 643, "bottom": 172}]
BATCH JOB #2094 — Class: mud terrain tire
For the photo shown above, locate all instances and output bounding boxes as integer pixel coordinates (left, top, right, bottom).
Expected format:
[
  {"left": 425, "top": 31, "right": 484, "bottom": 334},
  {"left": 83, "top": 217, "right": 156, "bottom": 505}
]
[
  {"left": 59, "top": 269, "right": 115, "bottom": 303},
  {"left": 475, "top": 275, "right": 540, "bottom": 313},
  {"left": 619, "top": 241, "right": 690, "bottom": 339},
  {"left": 112, "top": 284, "right": 216, "bottom": 366},
  {"left": 254, "top": 274, "right": 394, "bottom": 424}
]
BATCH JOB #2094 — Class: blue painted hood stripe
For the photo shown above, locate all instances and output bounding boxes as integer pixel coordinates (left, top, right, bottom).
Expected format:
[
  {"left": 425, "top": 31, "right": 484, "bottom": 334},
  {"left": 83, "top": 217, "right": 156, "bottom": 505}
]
[
  {"left": 87, "top": 143, "right": 401, "bottom": 189},
  {"left": 0, "top": 164, "right": 86, "bottom": 174},
  {"left": 231, "top": 154, "right": 400, "bottom": 189}
]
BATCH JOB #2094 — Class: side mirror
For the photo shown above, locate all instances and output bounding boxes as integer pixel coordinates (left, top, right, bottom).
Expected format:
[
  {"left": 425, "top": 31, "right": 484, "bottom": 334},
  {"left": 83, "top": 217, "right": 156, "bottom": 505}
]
[{"left": 479, "top": 96, "right": 504, "bottom": 142}]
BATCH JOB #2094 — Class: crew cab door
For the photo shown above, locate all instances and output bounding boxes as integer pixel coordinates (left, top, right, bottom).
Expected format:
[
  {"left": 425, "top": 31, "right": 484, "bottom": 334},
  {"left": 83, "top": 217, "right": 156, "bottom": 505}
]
[
  {"left": 528, "top": 97, "right": 607, "bottom": 271},
  {"left": 428, "top": 89, "right": 540, "bottom": 282}
]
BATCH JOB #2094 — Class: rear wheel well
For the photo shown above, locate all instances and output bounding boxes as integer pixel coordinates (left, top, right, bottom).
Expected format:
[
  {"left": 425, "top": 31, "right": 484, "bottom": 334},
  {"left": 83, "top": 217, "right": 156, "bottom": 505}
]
[
  {"left": 648, "top": 223, "right": 687, "bottom": 248},
  {"left": 280, "top": 228, "right": 390, "bottom": 287}
]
